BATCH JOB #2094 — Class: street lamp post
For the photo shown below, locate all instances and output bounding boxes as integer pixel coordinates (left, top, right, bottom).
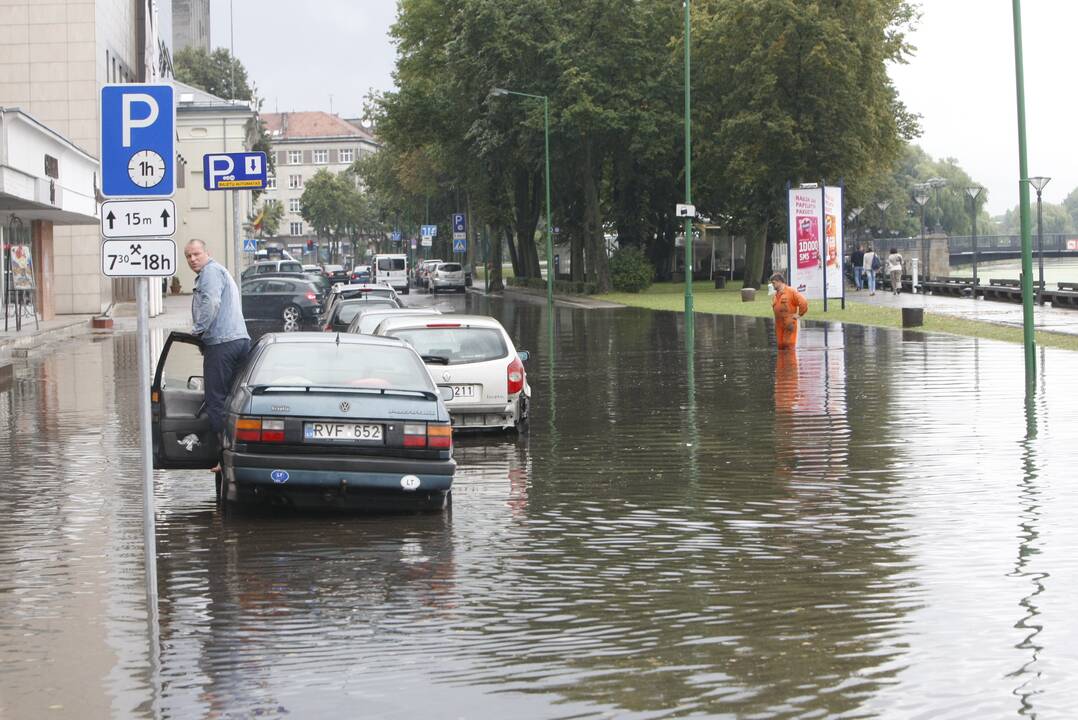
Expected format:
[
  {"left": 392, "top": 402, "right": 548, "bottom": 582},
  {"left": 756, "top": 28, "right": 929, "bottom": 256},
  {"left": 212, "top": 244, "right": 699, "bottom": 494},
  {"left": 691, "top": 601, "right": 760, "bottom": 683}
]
[
  {"left": 913, "top": 186, "right": 930, "bottom": 287},
  {"left": 1027, "top": 176, "right": 1050, "bottom": 305},
  {"left": 965, "top": 187, "right": 984, "bottom": 295},
  {"left": 849, "top": 207, "right": 863, "bottom": 246},
  {"left": 875, "top": 199, "right": 891, "bottom": 240},
  {"left": 927, "top": 177, "right": 948, "bottom": 233},
  {"left": 683, "top": 0, "right": 694, "bottom": 331},
  {"left": 492, "top": 87, "right": 553, "bottom": 311}
]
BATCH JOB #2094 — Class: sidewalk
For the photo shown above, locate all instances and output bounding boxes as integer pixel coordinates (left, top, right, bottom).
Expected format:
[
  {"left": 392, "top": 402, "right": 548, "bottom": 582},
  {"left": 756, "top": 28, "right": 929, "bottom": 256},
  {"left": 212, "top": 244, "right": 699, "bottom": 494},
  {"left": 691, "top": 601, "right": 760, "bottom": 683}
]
[
  {"left": 468, "top": 278, "right": 623, "bottom": 310},
  {"left": 846, "top": 287, "right": 1078, "bottom": 336}
]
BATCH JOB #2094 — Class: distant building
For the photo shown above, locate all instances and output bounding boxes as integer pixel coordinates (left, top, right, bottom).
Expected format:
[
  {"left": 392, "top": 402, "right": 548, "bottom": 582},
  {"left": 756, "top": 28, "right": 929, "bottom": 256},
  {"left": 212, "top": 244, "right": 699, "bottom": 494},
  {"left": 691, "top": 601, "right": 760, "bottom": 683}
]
[
  {"left": 259, "top": 112, "right": 380, "bottom": 261},
  {"left": 171, "top": 80, "right": 257, "bottom": 292},
  {"left": 172, "top": 0, "right": 210, "bottom": 53}
]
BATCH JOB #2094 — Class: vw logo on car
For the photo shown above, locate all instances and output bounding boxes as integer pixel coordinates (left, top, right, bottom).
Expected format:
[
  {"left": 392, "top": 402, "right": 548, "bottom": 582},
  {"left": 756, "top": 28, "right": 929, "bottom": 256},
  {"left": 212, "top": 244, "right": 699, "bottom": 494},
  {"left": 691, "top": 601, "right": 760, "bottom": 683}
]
[{"left": 339, "top": 401, "right": 350, "bottom": 412}]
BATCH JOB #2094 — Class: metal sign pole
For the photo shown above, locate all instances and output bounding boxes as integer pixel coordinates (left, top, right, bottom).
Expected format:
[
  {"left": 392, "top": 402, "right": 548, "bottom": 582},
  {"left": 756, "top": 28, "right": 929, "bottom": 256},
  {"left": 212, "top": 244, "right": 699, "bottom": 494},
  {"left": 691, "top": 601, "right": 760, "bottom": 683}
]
[
  {"left": 233, "top": 189, "right": 243, "bottom": 282},
  {"left": 136, "top": 277, "right": 159, "bottom": 610}
]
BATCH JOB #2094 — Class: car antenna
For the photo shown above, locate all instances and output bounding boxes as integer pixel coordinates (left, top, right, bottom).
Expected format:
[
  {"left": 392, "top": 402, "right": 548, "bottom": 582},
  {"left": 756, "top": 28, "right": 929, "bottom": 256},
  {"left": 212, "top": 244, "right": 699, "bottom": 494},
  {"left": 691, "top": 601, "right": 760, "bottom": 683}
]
[{"left": 335, "top": 332, "right": 341, "bottom": 346}]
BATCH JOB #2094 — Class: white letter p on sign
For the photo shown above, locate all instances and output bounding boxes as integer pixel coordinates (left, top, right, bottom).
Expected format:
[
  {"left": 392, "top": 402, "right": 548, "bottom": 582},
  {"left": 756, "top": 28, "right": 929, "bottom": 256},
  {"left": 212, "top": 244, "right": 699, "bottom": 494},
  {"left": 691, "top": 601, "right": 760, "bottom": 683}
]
[{"left": 122, "top": 93, "right": 159, "bottom": 148}]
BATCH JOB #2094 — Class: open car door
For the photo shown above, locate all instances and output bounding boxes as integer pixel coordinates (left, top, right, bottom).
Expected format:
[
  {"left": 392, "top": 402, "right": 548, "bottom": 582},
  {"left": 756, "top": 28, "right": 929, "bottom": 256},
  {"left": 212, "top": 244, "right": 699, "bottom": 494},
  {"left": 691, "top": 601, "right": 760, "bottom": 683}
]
[{"left": 151, "top": 331, "right": 220, "bottom": 469}]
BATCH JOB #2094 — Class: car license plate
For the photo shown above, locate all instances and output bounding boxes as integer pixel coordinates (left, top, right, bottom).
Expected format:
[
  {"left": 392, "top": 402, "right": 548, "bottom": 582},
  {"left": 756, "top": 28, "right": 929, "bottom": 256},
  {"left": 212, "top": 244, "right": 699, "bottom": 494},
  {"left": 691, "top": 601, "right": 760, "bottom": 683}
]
[
  {"left": 447, "top": 385, "right": 479, "bottom": 403},
  {"left": 304, "top": 422, "right": 383, "bottom": 442}
]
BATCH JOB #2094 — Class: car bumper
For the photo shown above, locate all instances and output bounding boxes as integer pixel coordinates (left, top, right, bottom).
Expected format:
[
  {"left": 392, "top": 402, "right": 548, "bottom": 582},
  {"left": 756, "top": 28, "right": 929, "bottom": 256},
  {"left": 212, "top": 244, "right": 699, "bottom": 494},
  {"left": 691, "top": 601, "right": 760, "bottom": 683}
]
[
  {"left": 224, "top": 450, "right": 455, "bottom": 492},
  {"left": 431, "top": 279, "right": 465, "bottom": 289},
  {"left": 444, "top": 401, "right": 520, "bottom": 430}
]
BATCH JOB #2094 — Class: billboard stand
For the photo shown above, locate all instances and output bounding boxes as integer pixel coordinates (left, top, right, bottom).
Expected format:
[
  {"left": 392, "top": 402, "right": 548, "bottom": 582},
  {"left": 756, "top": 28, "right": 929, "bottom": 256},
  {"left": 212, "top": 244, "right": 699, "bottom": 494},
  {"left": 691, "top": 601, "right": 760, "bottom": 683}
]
[{"left": 820, "top": 180, "right": 828, "bottom": 313}]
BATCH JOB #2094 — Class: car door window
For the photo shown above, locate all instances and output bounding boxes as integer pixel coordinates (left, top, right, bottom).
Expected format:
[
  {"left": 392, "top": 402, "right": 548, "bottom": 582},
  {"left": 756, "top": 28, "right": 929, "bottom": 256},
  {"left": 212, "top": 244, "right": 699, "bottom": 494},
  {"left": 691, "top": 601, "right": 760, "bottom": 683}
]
[{"left": 263, "top": 280, "right": 290, "bottom": 293}]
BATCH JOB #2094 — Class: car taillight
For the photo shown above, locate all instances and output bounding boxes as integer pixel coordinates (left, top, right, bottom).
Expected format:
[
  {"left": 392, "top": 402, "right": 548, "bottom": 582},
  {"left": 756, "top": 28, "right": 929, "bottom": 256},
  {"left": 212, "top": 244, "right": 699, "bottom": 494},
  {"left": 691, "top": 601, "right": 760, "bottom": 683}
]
[
  {"left": 428, "top": 423, "right": 452, "bottom": 449},
  {"left": 403, "top": 423, "right": 426, "bottom": 448},
  {"left": 306, "top": 292, "right": 317, "bottom": 301},
  {"left": 234, "top": 417, "right": 286, "bottom": 443},
  {"left": 507, "top": 357, "right": 525, "bottom": 395}
]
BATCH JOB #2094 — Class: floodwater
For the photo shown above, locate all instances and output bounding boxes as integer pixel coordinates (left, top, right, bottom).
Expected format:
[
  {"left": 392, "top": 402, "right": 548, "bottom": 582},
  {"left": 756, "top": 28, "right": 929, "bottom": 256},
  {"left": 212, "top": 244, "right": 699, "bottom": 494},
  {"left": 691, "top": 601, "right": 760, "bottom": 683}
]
[{"left": 2, "top": 292, "right": 1078, "bottom": 719}]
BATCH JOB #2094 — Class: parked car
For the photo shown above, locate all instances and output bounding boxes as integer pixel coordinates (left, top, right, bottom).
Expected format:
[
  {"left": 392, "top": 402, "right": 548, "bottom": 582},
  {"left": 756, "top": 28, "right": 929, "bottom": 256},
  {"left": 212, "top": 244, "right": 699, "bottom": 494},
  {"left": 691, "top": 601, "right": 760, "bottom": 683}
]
[
  {"left": 426, "top": 262, "right": 466, "bottom": 293},
  {"left": 302, "top": 264, "right": 323, "bottom": 275},
  {"left": 351, "top": 265, "right": 372, "bottom": 283},
  {"left": 322, "top": 284, "right": 403, "bottom": 326},
  {"left": 374, "top": 315, "right": 531, "bottom": 432},
  {"left": 241, "top": 259, "right": 305, "bottom": 280},
  {"left": 241, "top": 277, "right": 323, "bottom": 331},
  {"left": 347, "top": 307, "right": 443, "bottom": 335},
  {"left": 372, "top": 254, "right": 410, "bottom": 295},
  {"left": 414, "top": 259, "right": 444, "bottom": 288},
  {"left": 151, "top": 331, "right": 456, "bottom": 511},
  {"left": 322, "top": 264, "right": 349, "bottom": 284},
  {"left": 322, "top": 296, "right": 402, "bottom": 333}
]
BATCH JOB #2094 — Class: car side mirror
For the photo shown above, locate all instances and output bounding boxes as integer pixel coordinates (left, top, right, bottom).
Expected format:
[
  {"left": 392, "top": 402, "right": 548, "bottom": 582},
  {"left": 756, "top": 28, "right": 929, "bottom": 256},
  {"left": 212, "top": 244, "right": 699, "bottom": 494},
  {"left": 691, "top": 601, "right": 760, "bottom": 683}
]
[
  {"left": 438, "top": 386, "right": 454, "bottom": 402},
  {"left": 517, "top": 351, "right": 530, "bottom": 363},
  {"left": 187, "top": 375, "right": 205, "bottom": 391}
]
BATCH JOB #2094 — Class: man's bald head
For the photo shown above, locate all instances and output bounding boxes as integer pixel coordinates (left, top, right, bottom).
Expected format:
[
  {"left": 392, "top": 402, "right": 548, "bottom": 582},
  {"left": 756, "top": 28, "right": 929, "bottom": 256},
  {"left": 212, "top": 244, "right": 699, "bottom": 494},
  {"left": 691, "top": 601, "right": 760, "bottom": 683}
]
[{"left": 184, "top": 239, "right": 210, "bottom": 273}]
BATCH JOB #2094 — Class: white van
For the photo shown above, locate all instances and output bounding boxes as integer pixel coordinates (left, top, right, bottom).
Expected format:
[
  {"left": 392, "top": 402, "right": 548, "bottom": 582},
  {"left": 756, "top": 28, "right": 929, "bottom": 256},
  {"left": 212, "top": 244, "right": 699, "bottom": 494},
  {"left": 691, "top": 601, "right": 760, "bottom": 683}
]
[{"left": 372, "top": 253, "right": 410, "bottom": 295}]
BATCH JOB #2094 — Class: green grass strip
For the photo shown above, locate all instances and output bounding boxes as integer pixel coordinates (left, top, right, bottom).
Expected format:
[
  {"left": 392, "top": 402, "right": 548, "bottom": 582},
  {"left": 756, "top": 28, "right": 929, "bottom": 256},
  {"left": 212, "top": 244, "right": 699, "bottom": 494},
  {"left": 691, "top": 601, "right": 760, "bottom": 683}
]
[{"left": 599, "top": 281, "right": 1078, "bottom": 352}]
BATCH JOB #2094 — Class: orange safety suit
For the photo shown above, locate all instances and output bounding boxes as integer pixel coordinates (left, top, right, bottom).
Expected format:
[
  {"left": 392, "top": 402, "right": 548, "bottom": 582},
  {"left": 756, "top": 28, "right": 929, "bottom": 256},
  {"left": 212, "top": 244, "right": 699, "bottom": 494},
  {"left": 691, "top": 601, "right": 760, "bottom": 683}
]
[{"left": 772, "top": 285, "right": 809, "bottom": 348}]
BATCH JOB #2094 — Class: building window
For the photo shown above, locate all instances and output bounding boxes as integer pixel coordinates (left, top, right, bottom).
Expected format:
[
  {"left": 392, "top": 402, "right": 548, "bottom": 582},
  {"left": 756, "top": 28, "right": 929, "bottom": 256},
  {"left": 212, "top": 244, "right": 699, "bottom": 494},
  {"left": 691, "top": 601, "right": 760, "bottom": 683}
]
[
  {"left": 288, "top": 174, "right": 302, "bottom": 189},
  {"left": 313, "top": 149, "right": 328, "bottom": 164},
  {"left": 290, "top": 222, "right": 304, "bottom": 236},
  {"left": 265, "top": 175, "right": 276, "bottom": 190},
  {"left": 289, "top": 198, "right": 300, "bottom": 213},
  {"left": 287, "top": 150, "right": 302, "bottom": 165},
  {"left": 339, "top": 148, "right": 354, "bottom": 164}
]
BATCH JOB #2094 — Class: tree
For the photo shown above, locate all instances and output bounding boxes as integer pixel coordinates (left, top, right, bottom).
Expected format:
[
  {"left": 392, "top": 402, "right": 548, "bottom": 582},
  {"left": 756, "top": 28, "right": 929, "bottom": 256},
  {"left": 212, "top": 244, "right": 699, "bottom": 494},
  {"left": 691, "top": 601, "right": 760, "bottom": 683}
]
[
  {"left": 301, "top": 169, "right": 384, "bottom": 262},
  {"left": 174, "top": 47, "right": 253, "bottom": 101},
  {"left": 252, "top": 199, "right": 284, "bottom": 238}
]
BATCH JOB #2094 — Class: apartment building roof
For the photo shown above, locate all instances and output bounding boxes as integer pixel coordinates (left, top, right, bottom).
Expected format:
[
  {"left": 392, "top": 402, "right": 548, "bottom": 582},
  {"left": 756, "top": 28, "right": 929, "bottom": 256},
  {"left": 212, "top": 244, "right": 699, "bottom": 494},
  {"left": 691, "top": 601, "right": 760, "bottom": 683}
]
[{"left": 262, "top": 112, "right": 378, "bottom": 143}]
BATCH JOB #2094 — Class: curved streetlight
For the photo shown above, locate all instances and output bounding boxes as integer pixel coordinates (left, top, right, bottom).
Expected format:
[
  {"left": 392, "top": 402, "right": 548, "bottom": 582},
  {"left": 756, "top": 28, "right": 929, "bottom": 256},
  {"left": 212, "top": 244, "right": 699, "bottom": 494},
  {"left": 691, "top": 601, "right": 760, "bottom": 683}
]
[
  {"left": 926, "top": 177, "right": 949, "bottom": 233},
  {"left": 913, "top": 185, "right": 930, "bottom": 286},
  {"left": 492, "top": 87, "right": 553, "bottom": 311},
  {"left": 848, "top": 207, "right": 864, "bottom": 246},
  {"left": 1026, "top": 176, "right": 1050, "bottom": 305},
  {"left": 965, "top": 186, "right": 984, "bottom": 295},
  {"left": 875, "top": 199, "right": 892, "bottom": 240}
]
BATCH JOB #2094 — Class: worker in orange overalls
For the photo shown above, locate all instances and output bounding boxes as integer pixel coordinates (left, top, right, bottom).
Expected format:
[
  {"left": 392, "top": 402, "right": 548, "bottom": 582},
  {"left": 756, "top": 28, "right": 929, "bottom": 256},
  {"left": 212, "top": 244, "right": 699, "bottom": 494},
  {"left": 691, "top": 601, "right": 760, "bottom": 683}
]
[{"left": 770, "top": 272, "right": 809, "bottom": 349}]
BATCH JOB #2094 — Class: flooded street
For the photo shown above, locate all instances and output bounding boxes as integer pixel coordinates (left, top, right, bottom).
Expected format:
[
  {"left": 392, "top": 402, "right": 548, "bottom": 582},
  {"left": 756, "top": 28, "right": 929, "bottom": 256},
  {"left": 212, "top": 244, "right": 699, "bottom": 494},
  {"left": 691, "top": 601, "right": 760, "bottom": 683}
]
[{"left": 3, "top": 294, "right": 1078, "bottom": 718}]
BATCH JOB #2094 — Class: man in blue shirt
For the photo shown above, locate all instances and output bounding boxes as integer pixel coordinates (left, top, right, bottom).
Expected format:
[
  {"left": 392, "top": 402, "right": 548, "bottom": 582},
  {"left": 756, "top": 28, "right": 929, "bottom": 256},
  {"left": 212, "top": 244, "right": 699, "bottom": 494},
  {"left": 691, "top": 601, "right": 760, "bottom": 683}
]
[{"left": 185, "top": 239, "right": 250, "bottom": 447}]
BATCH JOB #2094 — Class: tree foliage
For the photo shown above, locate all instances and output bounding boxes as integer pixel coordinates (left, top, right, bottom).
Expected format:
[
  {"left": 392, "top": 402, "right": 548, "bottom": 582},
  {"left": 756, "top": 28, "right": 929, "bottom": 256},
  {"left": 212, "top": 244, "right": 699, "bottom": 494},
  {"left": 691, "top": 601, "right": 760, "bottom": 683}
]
[
  {"left": 174, "top": 47, "right": 253, "bottom": 101},
  {"left": 300, "top": 169, "right": 386, "bottom": 262},
  {"left": 369, "top": 0, "right": 926, "bottom": 291}
]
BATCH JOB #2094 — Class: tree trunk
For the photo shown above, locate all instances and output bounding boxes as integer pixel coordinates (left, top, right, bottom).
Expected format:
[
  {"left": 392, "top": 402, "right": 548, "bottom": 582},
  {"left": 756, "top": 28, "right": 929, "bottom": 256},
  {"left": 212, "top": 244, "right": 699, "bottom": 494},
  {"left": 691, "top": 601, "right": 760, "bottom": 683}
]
[
  {"left": 505, "top": 223, "right": 521, "bottom": 278},
  {"left": 512, "top": 168, "right": 542, "bottom": 279},
  {"left": 489, "top": 223, "right": 505, "bottom": 291},
  {"left": 583, "top": 141, "right": 610, "bottom": 292},
  {"left": 743, "top": 220, "right": 768, "bottom": 289}
]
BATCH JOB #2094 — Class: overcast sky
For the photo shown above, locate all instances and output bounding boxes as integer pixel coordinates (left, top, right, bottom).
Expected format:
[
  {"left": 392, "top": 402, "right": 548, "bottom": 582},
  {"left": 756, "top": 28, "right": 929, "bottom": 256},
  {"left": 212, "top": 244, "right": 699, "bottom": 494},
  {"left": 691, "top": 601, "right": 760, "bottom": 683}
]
[{"left": 212, "top": 1, "right": 1076, "bottom": 216}]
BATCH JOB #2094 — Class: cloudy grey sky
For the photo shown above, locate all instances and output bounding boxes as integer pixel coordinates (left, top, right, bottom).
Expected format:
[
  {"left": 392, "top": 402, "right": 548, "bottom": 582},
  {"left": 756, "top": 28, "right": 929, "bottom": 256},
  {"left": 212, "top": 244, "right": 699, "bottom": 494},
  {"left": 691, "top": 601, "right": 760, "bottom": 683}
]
[{"left": 212, "top": 1, "right": 1075, "bottom": 215}]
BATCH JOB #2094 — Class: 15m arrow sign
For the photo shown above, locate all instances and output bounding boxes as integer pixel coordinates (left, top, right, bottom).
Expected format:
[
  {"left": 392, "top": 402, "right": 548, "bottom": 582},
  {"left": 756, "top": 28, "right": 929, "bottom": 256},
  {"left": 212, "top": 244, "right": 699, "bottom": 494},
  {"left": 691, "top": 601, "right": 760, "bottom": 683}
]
[{"left": 101, "top": 199, "right": 177, "bottom": 239}]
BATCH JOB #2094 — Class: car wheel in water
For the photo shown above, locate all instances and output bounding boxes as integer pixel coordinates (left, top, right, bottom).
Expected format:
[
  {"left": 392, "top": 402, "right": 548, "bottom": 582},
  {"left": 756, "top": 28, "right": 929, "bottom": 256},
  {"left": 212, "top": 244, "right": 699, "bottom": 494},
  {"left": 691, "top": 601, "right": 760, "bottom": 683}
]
[{"left": 282, "top": 304, "right": 301, "bottom": 331}]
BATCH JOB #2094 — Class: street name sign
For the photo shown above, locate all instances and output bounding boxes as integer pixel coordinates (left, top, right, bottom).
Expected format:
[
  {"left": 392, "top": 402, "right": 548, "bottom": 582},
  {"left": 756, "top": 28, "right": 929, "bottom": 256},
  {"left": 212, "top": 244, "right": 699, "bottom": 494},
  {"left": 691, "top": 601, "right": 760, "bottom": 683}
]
[
  {"left": 101, "top": 199, "right": 176, "bottom": 239},
  {"left": 421, "top": 224, "right": 438, "bottom": 237},
  {"left": 101, "top": 239, "right": 177, "bottom": 277},
  {"left": 202, "top": 152, "right": 268, "bottom": 190},
  {"left": 452, "top": 213, "right": 466, "bottom": 240},
  {"left": 100, "top": 84, "right": 175, "bottom": 197},
  {"left": 453, "top": 237, "right": 467, "bottom": 253}
]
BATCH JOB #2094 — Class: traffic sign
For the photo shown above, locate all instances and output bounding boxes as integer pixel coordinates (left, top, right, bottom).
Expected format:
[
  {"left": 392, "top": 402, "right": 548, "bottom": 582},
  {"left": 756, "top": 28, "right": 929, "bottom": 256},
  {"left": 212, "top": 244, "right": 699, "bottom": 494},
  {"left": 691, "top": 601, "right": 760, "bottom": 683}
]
[
  {"left": 452, "top": 213, "right": 466, "bottom": 240},
  {"left": 453, "top": 238, "right": 467, "bottom": 253},
  {"left": 101, "top": 239, "right": 176, "bottom": 277},
  {"left": 391, "top": 230, "right": 402, "bottom": 242},
  {"left": 421, "top": 236, "right": 433, "bottom": 247},
  {"left": 101, "top": 199, "right": 176, "bottom": 239},
  {"left": 243, "top": 239, "right": 257, "bottom": 252},
  {"left": 421, "top": 224, "right": 438, "bottom": 237},
  {"left": 410, "top": 237, "right": 418, "bottom": 250},
  {"left": 100, "top": 84, "right": 175, "bottom": 197},
  {"left": 202, "top": 152, "right": 268, "bottom": 190}
]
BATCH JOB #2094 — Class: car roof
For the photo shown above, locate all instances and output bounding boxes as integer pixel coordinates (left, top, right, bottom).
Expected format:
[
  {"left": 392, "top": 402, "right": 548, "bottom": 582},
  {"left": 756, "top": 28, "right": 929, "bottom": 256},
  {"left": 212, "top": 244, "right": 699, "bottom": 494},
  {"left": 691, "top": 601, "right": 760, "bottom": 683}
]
[
  {"left": 260, "top": 331, "right": 410, "bottom": 348},
  {"left": 375, "top": 314, "right": 507, "bottom": 331}
]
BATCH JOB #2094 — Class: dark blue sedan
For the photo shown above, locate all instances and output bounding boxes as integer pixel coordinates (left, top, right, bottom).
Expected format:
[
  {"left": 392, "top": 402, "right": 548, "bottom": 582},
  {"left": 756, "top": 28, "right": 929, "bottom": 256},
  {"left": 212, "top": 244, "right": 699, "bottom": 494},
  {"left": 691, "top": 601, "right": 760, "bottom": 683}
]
[{"left": 151, "top": 332, "right": 456, "bottom": 511}]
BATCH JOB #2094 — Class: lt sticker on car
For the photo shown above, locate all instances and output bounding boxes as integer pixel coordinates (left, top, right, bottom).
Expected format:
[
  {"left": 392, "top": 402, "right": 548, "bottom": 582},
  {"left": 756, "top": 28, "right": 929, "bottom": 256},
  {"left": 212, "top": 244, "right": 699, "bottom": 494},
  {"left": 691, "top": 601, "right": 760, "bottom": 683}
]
[{"left": 400, "top": 475, "right": 421, "bottom": 492}]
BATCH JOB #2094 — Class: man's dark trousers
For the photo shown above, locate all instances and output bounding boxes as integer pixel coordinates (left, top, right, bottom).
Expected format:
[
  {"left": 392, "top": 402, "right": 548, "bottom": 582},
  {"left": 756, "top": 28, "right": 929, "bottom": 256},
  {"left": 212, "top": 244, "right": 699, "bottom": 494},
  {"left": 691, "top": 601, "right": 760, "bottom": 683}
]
[{"left": 203, "top": 338, "right": 250, "bottom": 433}]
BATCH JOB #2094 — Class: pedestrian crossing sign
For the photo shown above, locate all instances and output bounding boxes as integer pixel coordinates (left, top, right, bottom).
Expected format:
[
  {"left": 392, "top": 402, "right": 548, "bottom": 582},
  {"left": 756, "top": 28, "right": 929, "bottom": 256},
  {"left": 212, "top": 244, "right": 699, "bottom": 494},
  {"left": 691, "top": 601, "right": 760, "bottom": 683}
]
[
  {"left": 243, "top": 239, "right": 257, "bottom": 252},
  {"left": 453, "top": 238, "right": 467, "bottom": 253}
]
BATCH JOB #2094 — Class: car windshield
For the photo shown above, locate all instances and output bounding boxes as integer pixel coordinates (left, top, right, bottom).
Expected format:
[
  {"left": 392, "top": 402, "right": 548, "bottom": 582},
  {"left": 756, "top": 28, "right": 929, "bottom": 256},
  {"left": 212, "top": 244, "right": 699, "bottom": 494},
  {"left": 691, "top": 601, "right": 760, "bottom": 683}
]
[
  {"left": 357, "top": 311, "right": 439, "bottom": 335},
  {"left": 335, "top": 299, "right": 398, "bottom": 324},
  {"left": 438, "top": 263, "right": 462, "bottom": 272},
  {"left": 377, "top": 258, "right": 406, "bottom": 271},
  {"left": 250, "top": 342, "right": 432, "bottom": 391},
  {"left": 387, "top": 327, "right": 508, "bottom": 365},
  {"left": 324, "top": 265, "right": 344, "bottom": 272},
  {"left": 279, "top": 262, "right": 302, "bottom": 273}
]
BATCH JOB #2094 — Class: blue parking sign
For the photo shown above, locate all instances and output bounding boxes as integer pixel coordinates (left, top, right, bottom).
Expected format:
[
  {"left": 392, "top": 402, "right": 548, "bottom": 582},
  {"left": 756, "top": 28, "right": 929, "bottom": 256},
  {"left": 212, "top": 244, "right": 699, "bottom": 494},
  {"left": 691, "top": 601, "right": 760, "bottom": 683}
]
[
  {"left": 203, "top": 152, "right": 268, "bottom": 190},
  {"left": 100, "top": 84, "right": 175, "bottom": 197}
]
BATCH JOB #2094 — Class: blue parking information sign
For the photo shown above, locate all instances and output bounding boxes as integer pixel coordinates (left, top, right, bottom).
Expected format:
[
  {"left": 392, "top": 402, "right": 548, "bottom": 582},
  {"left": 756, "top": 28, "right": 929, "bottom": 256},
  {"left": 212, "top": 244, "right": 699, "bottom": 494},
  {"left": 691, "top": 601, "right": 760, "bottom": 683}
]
[
  {"left": 100, "top": 84, "right": 175, "bottom": 197},
  {"left": 202, "top": 152, "right": 268, "bottom": 190},
  {"left": 452, "top": 213, "right": 466, "bottom": 240}
]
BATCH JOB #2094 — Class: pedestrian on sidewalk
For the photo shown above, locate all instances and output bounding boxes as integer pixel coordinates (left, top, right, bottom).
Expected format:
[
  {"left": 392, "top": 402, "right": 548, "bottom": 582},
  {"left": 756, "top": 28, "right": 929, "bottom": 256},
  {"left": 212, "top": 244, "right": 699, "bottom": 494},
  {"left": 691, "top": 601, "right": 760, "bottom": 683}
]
[
  {"left": 851, "top": 244, "right": 865, "bottom": 291},
  {"left": 184, "top": 239, "right": 250, "bottom": 463},
  {"left": 770, "top": 272, "right": 808, "bottom": 349},
  {"left": 886, "top": 248, "right": 904, "bottom": 295},
  {"left": 863, "top": 245, "right": 879, "bottom": 295}
]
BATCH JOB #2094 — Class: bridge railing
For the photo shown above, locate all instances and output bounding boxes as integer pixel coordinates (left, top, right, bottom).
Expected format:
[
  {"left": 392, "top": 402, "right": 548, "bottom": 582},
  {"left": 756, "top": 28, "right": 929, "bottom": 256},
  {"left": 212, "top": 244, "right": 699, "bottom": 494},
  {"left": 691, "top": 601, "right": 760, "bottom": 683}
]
[{"left": 872, "top": 234, "right": 1075, "bottom": 254}]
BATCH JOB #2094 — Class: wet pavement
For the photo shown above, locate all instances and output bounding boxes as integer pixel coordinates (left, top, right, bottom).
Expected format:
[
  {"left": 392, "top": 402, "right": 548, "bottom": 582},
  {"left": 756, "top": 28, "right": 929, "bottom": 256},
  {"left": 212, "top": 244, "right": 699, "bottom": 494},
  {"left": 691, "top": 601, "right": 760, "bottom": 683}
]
[{"left": 2, "top": 289, "right": 1078, "bottom": 718}]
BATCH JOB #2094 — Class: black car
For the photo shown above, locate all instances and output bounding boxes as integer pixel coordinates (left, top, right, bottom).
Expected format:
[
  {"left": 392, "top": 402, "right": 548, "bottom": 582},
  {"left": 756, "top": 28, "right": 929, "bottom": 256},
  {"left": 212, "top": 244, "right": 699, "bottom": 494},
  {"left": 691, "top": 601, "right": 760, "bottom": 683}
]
[
  {"left": 322, "top": 296, "right": 401, "bottom": 333},
  {"left": 322, "top": 264, "right": 349, "bottom": 284},
  {"left": 151, "top": 331, "right": 456, "bottom": 511},
  {"left": 241, "top": 277, "right": 322, "bottom": 331}
]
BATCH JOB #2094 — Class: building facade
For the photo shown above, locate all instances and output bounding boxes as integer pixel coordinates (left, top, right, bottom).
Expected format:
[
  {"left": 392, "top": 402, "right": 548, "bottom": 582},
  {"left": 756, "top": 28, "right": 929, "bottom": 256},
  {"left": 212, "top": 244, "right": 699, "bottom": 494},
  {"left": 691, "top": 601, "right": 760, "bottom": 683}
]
[
  {"left": 0, "top": 0, "right": 172, "bottom": 316},
  {"left": 259, "top": 112, "right": 379, "bottom": 262},
  {"left": 172, "top": 0, "right": 208, "bottom": 54}
]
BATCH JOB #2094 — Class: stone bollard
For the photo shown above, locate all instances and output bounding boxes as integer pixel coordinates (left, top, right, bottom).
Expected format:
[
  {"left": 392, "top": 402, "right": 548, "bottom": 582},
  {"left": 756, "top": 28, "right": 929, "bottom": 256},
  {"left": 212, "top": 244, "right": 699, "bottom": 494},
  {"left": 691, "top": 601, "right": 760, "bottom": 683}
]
[
  {"left": 715, "top": 276, "right": 726, "bottom": 289},
  {"left": 902, "top": 307, "right": 924, "bottom": 328},
  {"left": 740, "top": 287, "right": 756, "bottom": 302}
]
